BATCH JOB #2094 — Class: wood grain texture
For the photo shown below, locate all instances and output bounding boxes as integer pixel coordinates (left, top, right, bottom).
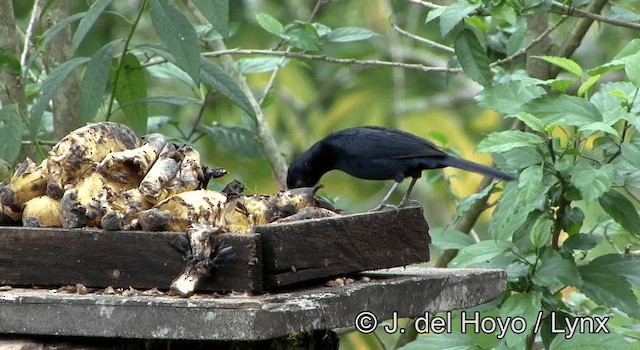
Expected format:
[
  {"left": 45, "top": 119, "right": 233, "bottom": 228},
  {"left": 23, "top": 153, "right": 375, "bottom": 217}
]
[
  {"left": 256, "top": 206, "right": 430, "bottom": 288},
  {"left": 0, "top": 228, "right": 261, "bottom": 292}
]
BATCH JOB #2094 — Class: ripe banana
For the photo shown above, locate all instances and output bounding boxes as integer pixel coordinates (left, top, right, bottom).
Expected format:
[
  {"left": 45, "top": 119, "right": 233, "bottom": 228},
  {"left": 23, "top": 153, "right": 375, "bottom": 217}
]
[
  {"left": 160, "top": 145, "right": 205, "bottom": 200},
  {"left": 46, "top": 122, "right": 141, "bottom": 198},
  {"left": 60, "top": 169, "right": 132, "bottom": 228},
  {"left": 22, "top": 195, "right": 63, "bottom": 227},
  {"left": 137, "top": 189, "right": 227, "bottom": 232},
  {"left": 97, "top": 133, "right": 167, "bottom": 184},
  {"left": 101, "top": 188, "right": 153, "bottom": 231},
  {"left": 0, "top": 158, "right": 48, "bottom": 210},
  {"left": 139, "top": 142, "right": 181, "bottom": 203}
]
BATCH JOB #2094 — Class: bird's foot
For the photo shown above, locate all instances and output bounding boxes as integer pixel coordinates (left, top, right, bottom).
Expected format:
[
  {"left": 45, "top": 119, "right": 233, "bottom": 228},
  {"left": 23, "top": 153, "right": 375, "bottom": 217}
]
[
  {"left": 398, "top": 199, "right": 422, "bottom": 208},
  {"left": 368, "top": 203, "right": 400, "bottom": 212}
]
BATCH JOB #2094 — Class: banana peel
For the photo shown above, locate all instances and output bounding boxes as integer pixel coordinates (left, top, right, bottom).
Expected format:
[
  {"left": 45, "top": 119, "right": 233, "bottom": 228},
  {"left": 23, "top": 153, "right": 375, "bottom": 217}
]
[
  {"left": 97, "top": 133, "right": 167, "bottom": 184},
  {"left": 138, "top": 189, "right": 227, "bottom": 232},
  {"left": 22, "top": 195, "right": 63, "bottom": 228},
  {"left": 47, "top": 122, "right": 141, "bottom": 198},
  {"left": 139, "top": 142, "right": 182, "bottom": 203},
  {"left": 0, "top": 158, "right": 48, "bottom": 210},
  {"left": 60, "top": 169, "right": 133, "bottom": 228}
]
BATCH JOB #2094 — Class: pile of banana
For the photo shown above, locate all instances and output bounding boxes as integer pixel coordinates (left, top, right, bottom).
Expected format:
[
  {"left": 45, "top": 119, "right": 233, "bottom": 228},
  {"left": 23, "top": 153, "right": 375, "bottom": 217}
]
[{"left": 0, "top": 122, "right": 335, "bottom": 233}]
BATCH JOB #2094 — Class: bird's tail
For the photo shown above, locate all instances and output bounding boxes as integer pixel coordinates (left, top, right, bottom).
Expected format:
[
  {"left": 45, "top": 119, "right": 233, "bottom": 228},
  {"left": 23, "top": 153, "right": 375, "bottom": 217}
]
[{"left": 443, "top": 156, "right": 516, "bottom": 181}]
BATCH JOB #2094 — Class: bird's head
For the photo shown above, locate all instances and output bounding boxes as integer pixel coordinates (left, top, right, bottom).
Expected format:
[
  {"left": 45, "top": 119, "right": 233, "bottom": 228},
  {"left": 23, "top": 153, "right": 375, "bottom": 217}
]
[{"left": 286, "top": 157, "right": 320, "bottom": 189}]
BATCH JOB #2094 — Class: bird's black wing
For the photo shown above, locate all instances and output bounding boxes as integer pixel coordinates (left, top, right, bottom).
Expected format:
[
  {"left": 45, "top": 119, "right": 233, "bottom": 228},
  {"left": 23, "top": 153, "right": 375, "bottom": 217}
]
[{"left": 328, "top": 126, "right": 447, "bottom": 159}]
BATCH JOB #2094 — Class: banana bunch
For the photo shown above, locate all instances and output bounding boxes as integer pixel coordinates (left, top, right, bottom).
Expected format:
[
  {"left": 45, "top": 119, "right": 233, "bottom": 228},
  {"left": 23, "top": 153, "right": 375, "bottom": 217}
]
[
  {"left": 0, "top": 122, "right": 221, "bottom": 229},
  {"left": 46, "top": 122, "right": 141, "bottom": 198},
  {"left": 1, "top": 121, "right": 337, "bottom": 234},
  {"left": 137, "top": 185, "right": 326, "bottom": 233}
]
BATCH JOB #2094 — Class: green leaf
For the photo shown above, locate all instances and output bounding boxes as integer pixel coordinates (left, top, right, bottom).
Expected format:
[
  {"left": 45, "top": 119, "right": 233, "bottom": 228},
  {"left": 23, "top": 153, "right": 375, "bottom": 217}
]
[
  {"left": 532, "top": 249, "right": 582, "bottom": 288},
  {"left": 0, "top": 48, "right": 21, "bottom": 74},
  {"left": 490, "top": 172, "right": 555, "bottom": 241},
  {"left": 193, "top": 0, "right": 229, "bottom": 38},
  {"left": 283, "top": 21, "right": 321, "bottom": 51},
  {"left": 529, "top": 216, "right": 552, "bottom": 248},
  {"left": 234, "top": 57, "right": 288, "bottom": 74},
  {"left": 578, "top": 263, "right": 640, "bottom": 319},
  {"left": 0, "top": 105, "right": 24, "bottom": 163},
  {"left": 202, "top": 123, "right": 264, "bottom": 158},
  {"left": 425, "top": 7, "right": 445, "bottom": 23},
  {"left": 511, "top": 113, "right": 546, "bottom": 133},
  {"left": 440, "top": 1, "right": 480, "bottom": 37},
  {"left": 25, "top": 12, "right": 85, "bottom": 77},
  {"left": 598, "top": 189, "right": 640, "bottom": 236},
  {"left": 569, "top": 163, "right": 614, "bottom": 202},
  {"left": 113, "top": 53, "right": 148, "bottom": 135},
  {"left": 524, "top": 95, "right": 602, "bottom": 127},
  {"left": 491, "top": 3, "right": 517, "bottom": 26},
  {"left": 499, "top": 292, "right": 542, "bottom": 349},
  {"left": 560, "top": 206, "right": 585, "bottom": 236},
  {"left": 589, "top": 254, "right": 640, "bottom": 288},
  {"left": 614, "top": 38, "right": 640, "bottom": 60},
  {"left": 451, "top": 181, "right": 496, "bottom": 224},
  {"left": 71, "top": 0, "right": 112, "bottom": 53},
  {"left": 149, "top": 0, "right": 201, "bottom": 84},
  {"left": 622, "top": 142, "right": 640, "bottom": 167},
  {"left": 550, "top": 332, "right": 633, "bottom": 350},
  {"left": 476, "top": 81, "right": 545, "bottom": 115},
  {"left": 624, "top": 53, "right": 640, "bottom": 86},
  {"left": 398, "top": 333, "right": 476, "bottom": 350},
  {"left": 477, "top": 130, "right": 545, "bottom": 153},
  {"left": 200, "top": 58, "right": 256, "bottom": 118},
  {"left": 449, "top": 240, "right": 510, "bottom": 267},
  {"left": 578, "top": 121, "right": 619, "bottom": 138},
  {"left": 534, "top": 56, "right": 583, "bottom": 77},
  {"left": 117, "top": 96, "right": 202, "bottom": 109},
  {"left": 430, "top": 227, "right": 475, "bottom": 250},
  {"left": 78, "top": 39, "right": 122, "bottom": 124},
  {"left": 588, "top": 60, "right": 625, "bottom": 76},
  {"left": 30, "top": 57, "right": 90, "bottom": 133},
  {"left": 454, "top": 29, "right": 492, "bottom": 87},
  {"left": 577, "top": 74, "right": 601, "bottom": 97},
  {"left": 506, "top": 20, "right": 527, "bottom": 55},
  {"left": 562, "top": 233, "right": 601, "bottom": 251},
  {"left": 255, "top": 13, "right": 284, "bottom": 36},
  {"left": 548, "top": 79, "right": 574, "bottom": 93},
  {"left": 326, "top": 27, "right": 381, "bottom": 42}
]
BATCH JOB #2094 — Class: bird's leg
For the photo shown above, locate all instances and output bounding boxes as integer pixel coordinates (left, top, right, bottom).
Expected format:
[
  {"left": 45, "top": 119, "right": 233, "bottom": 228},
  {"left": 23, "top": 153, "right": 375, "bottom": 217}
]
[
  {"left": 370, "top": 181, "right": 401, "bottom": 211},
  {"left": 398, "top": 177, "right": 422, "bottom": 207}
]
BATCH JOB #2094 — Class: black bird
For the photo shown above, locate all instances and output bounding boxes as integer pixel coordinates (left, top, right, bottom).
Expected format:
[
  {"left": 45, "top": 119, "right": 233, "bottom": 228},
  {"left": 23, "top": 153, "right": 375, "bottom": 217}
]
[{"left": 286, "top": 126, "right": 515, "bottom": 209}]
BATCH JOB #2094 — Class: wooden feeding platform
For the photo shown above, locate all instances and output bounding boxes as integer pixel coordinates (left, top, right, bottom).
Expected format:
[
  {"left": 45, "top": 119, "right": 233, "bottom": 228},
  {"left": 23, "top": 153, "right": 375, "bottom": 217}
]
[{"left": 0, "top": 206, "right": 507, "bottom": 348}]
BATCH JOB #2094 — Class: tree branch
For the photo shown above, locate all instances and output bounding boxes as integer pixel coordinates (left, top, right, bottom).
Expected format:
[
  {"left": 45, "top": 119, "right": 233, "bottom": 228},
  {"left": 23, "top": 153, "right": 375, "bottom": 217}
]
[
  {"left": 21, "top": 0, "right": 47, "bottom": 67},
  {"left": 551, "top": 0, "right": 640, "bottom": 31},
  {"left": 180, "top": 0, "right": 290, "bottom": 189},
  {"left": 201, "top": 49, "right": 462, "bottom": 73},
  {"left": 550, "top": 0, "right": 609, "bottom": 77},
  {"left": 390, "top": 22, "right": 454, "bottom": 54},
  {"left": 41, "top": 0, "right": 80, "bottom": 140}
]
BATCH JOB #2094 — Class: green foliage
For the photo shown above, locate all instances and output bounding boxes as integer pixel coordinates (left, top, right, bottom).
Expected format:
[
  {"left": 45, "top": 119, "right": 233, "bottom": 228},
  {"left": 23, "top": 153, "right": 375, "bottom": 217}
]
[{"left": 0, "top": 106, "right": 23, "bottom": 163}]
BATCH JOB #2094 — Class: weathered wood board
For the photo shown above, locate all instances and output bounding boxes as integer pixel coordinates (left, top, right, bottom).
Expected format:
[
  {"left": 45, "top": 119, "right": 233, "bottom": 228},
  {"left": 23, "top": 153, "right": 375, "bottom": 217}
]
[
  {"left": 257, "top": 207, "right": 430, "bottom": 288},
  {"left": 0, "top": 267, "right": 506, "bottom": 341},
  {"left": 0, "top": 207, "right": 430, "bottom": 292},
  {"left": 0, "top": 228, "right": 262, "bottom": 292}
]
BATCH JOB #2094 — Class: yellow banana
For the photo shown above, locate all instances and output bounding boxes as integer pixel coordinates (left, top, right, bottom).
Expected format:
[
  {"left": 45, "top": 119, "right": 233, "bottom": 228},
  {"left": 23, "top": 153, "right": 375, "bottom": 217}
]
[
  {"left": 46, "top": 122, "right": 141, "bottom": 198},
  {"left": 0, "top": 158, "right": 48, "bottom": 209},
  {"left": 22, "top": 195, "right": 63, "bottom": 228}
]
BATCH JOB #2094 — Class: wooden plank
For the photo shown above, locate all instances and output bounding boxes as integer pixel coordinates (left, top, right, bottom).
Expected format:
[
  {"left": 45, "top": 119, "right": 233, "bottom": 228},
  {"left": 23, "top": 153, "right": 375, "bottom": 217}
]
[
  {"left": 0, "top": 228, "right": 261, "bottom": 292},
  {"left": 0, "top": 267, "right": 506, "bottom": 341},
  {"left": 256, "top": 206, "right": 430, "bottom": 288}
]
